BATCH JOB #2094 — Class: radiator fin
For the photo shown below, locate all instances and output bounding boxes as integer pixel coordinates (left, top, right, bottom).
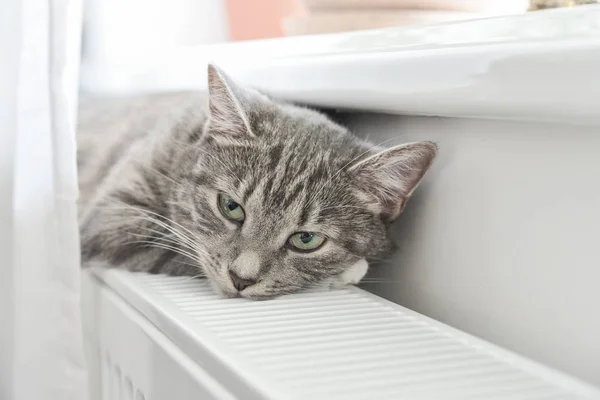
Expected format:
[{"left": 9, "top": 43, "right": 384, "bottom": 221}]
[
  {"left": 102, "top": 271, "right": 600, "bottom": 400},
  {"left": 102, "top": 351, "right": 146, "bottom": 400}
]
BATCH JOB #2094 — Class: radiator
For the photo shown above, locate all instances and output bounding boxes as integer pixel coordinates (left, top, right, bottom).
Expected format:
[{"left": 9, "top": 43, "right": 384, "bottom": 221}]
[{"left": 82, "top": 269, "right": 600, "bottom": 400}]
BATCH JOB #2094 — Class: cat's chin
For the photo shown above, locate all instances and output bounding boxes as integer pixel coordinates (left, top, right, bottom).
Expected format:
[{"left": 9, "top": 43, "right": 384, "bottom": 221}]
[
  {"left": 220, "top": 290, "right": 241, "bottom": 299},
  {"left": 210, "top": 282, "right": 272, "bottom": 300},
  {"left": 207, "top": 259, "right": 369, "bottom": 300},
  {"left": 241, "top": 293, "right": 278, "bottom": 301},
  {"left": 206, "top": 271, "right": 281, "bottom": 300},
  {"left": 210, "top": 283, "right": 239, "bottom": 299},
  {"left": 204, "top": 276, "right": 238, "bottom": 299}
]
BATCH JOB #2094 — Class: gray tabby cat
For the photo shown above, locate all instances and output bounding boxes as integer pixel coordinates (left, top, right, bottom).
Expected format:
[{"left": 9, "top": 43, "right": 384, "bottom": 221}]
[{"left": 78, "top": 65, "right": 436, "bottom": 300}]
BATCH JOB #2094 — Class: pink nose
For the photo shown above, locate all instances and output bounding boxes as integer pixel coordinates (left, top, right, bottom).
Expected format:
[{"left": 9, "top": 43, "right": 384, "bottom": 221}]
[{"left": 229, "top": 270, "right": 256, "bottom": 291}]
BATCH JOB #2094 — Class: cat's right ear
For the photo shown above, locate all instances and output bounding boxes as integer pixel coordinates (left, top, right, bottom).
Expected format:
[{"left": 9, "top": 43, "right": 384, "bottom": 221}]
[
  {"left": 349, "top": 141, "right": 437, "bottom": 221},
  {"left": 207, "top": 64, "right": 256, "bottom": 141}
]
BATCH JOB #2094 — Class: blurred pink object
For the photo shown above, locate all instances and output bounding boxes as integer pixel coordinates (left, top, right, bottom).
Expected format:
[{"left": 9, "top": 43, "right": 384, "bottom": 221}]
[
  {"left": 301, "top": 0, "right": 528, "bottom": 13},
  {"left": 225, "top": 0, "right": 306, "bottom": 41},
  {"left": 284, "top": 10, "right": 479, "bottom": 36},
  {"left": 287, "top": 0, "right": 528, "bottom": 36}
]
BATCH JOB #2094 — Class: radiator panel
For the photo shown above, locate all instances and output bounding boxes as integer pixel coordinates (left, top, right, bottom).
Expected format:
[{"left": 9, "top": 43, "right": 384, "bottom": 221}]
[{"left": 85, "top": 269, "right": 600, "bottom": 400}]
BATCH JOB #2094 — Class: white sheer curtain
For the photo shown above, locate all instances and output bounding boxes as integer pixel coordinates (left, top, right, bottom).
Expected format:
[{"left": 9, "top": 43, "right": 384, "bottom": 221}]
[{"left": 0, "top": 0, "right": 88, "bottom": 399}]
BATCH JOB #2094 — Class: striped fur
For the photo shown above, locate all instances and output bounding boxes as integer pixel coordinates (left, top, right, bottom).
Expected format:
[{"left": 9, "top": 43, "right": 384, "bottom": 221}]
[{"left": 77, "top": 65, "right": 436, "bottom": 299}]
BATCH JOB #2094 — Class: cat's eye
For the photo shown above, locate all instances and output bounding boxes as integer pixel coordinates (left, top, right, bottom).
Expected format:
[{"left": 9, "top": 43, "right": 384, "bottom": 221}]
[
  {"left": 218, "top": 194, "right": 245, "bottom": 223},
  {"left": 288, "top": 232, "right": 326, "bottom": 252}
]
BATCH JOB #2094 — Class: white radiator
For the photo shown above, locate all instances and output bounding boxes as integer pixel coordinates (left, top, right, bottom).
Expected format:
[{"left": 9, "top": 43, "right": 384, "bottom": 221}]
[{"left": 82, "top": 270, "right": 600, "bottom": 400}]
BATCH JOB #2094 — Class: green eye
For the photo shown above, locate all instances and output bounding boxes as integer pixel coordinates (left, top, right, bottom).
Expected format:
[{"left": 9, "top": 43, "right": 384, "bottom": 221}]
[
  {"left": 288, "top": 232, "right": 326, "bottom": 252},
  {"left": 218, "top": 194, "right": 245, "bottom": 223}
]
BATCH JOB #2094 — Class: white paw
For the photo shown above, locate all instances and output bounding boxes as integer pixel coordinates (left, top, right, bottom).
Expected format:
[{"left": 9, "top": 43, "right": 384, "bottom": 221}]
[{"left": 331, "top": 259, "right": 368, "bottom": 289}]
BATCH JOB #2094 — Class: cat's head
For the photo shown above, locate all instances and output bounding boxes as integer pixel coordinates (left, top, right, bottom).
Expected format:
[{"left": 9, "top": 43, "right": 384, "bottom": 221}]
[{"left": 172, "top": 65, "right": 436, "bottom": 299}]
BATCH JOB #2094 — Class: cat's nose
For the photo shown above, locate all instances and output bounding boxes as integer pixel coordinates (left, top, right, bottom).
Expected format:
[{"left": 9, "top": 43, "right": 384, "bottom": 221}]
[{"left": 229, "top": 270, "right": 257, "bottom": 292}]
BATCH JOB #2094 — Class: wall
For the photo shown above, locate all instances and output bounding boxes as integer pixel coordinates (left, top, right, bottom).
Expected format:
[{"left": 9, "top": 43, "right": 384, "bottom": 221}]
[
  {"left": 341, "top": 113, "right": 600, "bottom": 386},
  {"left": 81, "top": 0, "right": 229, "bottom": 67}
]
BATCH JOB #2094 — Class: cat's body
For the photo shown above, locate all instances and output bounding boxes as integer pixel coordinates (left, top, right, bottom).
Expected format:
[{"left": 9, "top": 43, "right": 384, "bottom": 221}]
[
  {"left": 78, "top": 92, "right": 206, "bottom": 215},
  {"left": 78, "top": 66, "right": 436, "bottom": 299}
]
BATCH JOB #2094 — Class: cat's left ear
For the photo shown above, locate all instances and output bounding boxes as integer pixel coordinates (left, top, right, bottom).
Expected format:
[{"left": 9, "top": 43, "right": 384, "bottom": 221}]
[
  {"left": 207, "top": 64, "right": 258, "bottom": 140},
  {"left": 349, "top": 141, "right": 437, "bottom": 221}
]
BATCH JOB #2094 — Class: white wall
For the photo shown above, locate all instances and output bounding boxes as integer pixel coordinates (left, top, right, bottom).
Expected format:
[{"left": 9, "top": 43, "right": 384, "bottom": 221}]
[
  {"left": 0, "top": 0, "right": 20, "bottom": 396},
  {"left": 343, "top": 113, "right": 600, "bottom": 386},
  {"left": 81, "top": 0, "right": 229, "bottom": 93}
]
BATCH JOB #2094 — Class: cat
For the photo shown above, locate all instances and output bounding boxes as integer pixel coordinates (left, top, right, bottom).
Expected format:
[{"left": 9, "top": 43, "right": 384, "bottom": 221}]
[{"left": 77, "top": 64, "right": 437, "bottom": 300}]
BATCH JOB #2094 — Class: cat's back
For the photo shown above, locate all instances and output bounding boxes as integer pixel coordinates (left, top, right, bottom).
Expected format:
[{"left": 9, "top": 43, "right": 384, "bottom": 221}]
[{"left": 77, "top": 91, "right": 208, "bottom": 211}]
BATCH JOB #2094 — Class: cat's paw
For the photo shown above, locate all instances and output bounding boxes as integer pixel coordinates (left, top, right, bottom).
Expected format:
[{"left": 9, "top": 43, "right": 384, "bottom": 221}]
[{"left": 330, "top": 258, "right": 368, "bottom": 289}]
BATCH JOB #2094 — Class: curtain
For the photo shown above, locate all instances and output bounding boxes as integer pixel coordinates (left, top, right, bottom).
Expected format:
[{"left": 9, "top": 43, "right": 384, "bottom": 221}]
[{"left": 0, "top": 0, "right": 88, "bottom": 399}]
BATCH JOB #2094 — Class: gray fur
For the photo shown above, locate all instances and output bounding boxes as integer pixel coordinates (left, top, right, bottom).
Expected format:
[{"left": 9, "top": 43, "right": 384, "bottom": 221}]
[{"left": 78, "top": 65, "right": 437, "bottom": 299}]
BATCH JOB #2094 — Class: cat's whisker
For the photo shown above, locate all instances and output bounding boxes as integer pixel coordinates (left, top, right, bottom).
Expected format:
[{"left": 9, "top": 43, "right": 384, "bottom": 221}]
[
  {"left": 100, "top": 207, "right": 210, "bottom": 261},
  {"left": 127, "top": 225, "right": 205, "bottom": 254},
  {"left": 180, "top": 273, "right": 206, "bottom": 282},
  {"left": 123, "top": 240, "right": 203, "bottom": 266},
  {"left": 125, "top": 231, "right": 199, "bottom": 254},
  {"left": 120, "top": 204, "right": 202, "bottom": 243},
  {"left": 122, "top": 239, "right": 200, "bottom": 260},
  {"left": 367, "top": 256, "right": 394, "bottom": 262},
  {"left": 124, "top": 213, "right": 202, "bottom": 254},
  {"left": 102, "top": 202, "right": 205, "bottom": 254},
  {"left": 171, "top": 259, "right": 204, "bottom": 269},
  {"left": 360, "top": 277, "right": 405, "bottom": 282},
  {"left": 132, "top": 159, "right": 182, "bottom": 188},
  {"left": 142, "top": 228, "right": 211, "bottom": 262},
  {"left": 170, "top": 138, "right": 204, "bottom": 151}
]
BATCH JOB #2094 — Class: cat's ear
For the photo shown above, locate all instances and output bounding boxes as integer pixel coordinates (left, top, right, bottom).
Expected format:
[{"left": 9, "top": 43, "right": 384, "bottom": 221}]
[
  {"left": 349, "top": 141, "right": 437, "bottom": 221},
  {"left": 207, "top": 64, "right": 256, "bottom": 140}
]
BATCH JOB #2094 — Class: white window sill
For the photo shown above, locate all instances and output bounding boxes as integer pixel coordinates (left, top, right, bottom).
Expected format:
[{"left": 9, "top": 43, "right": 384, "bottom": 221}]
[{"left": 82, "top": 5, "right": 600, "bottom": 125}]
